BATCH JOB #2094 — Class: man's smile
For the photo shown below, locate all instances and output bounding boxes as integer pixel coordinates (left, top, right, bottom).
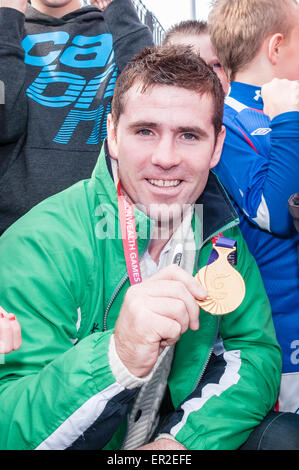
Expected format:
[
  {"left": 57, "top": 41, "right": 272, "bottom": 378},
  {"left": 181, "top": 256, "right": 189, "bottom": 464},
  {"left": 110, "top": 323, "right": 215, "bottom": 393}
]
[{"left": 146, "top": 178, "right": 182, "bottom": 188}]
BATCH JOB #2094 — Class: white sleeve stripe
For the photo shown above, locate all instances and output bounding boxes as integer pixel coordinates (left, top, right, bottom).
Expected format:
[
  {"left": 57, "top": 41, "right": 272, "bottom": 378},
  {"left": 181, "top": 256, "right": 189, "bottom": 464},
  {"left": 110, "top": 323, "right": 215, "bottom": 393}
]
[
  {"left": 170, "top": 350, "right": 242, "bottom": 437},
  {"left": 35, "top": 382, "right": 124, "bottom": 450},
  {"left": 251, "top": 194, "right": 271, "bottom": 232},
  {"left": 70, "top": 307, "right": 82, "bottom": 344},
  {"left": 76, "top": 307, "right": 82, "bottom": 332}
]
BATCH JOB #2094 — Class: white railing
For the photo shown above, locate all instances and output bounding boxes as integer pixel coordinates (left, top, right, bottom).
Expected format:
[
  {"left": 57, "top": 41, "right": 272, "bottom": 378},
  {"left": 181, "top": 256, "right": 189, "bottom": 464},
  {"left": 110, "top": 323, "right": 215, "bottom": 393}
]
[
  {"left": 132, "top": 0, "right": 165, "bottom": 44},
  {"left": 82, "top": 0, "right": 165, "bottom": 44}
]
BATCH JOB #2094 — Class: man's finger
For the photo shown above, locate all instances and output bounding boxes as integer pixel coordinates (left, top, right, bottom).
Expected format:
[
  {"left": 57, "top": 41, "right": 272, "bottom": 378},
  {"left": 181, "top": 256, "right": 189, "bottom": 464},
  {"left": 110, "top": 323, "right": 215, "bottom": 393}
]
[
  {"left": 144, "top": 296, "right": 190, "bottom": 335},
  {"left": 8, "top": 315, "right": 22, "bottom": 351},
  {"left": 0, "top": 312, "right": 22, "bottom": 352},
  {"left": 142, "top": 278, "right": 201, "bottom": 330},
  {"left": 149, "top": 264, "right": 207, "bottom": 300},
  {"left": 149, "top": 313, "right": 182, "bottom": 347}
]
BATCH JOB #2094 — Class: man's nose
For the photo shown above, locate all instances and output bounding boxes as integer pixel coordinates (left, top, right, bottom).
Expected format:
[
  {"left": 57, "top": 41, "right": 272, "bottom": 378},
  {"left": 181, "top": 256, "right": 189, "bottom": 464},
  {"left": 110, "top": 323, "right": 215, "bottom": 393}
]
[{"left": 151, "top": 136, "right": 181, "bottom": 169}]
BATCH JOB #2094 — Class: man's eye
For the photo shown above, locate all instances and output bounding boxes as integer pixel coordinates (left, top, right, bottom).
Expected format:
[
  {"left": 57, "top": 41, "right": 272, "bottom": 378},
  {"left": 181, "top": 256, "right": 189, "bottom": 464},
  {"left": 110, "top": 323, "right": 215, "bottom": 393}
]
[
  {"left": 137, "top": 129, "right": 152, "bottom": 136},
  {"left": 182, "top": 133, "right": 197, "bottom": 140}
]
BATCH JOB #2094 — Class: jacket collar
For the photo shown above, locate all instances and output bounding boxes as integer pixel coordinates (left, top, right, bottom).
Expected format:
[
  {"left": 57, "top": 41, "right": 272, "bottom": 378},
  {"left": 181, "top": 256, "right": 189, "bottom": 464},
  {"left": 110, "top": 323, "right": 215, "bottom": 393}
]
[
  {"left": 229, "top": 82, "right": 264, "bottom": 110},
  {"left": 92, "top": 141, "right": 239, "bottom": 245},
  {"left": 197, "top": 171, "right": 239, "bottom": 243}
]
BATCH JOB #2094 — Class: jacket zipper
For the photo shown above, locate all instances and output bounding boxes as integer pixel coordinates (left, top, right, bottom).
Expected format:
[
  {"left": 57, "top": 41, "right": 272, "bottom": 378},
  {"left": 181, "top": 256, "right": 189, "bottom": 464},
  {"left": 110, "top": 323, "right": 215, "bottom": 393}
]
[
  {"left": 192, "top": 318, "right": 220, "bottom": 392},
  {"left": 103, "top": 273, "right": 129, "bottom": 332}
]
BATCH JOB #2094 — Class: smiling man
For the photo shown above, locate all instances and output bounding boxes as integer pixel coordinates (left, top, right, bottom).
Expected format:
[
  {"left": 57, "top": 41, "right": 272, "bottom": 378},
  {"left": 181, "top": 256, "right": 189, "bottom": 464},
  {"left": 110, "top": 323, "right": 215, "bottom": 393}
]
[
  {"left": 0, "top": 45, "right": 281, "bottom": 450},
  {"left": 106, "top": 66, "right": 224, "bottom": 263}
]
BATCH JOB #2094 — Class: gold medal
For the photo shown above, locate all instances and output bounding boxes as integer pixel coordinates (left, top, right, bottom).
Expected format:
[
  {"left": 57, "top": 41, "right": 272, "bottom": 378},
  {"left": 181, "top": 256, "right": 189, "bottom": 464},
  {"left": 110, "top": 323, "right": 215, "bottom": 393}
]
[{"left": 195, "top": 245, "right": 246, "bottom": 315}]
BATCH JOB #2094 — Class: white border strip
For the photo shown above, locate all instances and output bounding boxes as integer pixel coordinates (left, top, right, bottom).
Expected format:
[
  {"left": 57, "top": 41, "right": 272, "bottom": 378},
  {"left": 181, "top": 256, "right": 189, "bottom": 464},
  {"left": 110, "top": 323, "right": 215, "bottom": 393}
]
[
  {"left": 35, "top": 382, "right": 124, "bottom": 450},
  {"left": 170, "top": 350, "right": 241, "bottom": 437}
]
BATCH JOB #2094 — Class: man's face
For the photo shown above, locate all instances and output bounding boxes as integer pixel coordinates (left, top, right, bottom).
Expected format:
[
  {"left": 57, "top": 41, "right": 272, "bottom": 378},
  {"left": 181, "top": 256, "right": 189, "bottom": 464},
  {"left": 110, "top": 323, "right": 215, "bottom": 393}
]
[
  {"left": 107, "top": 82, "right": 225, "bottom": 222},
  {"left": 168, "top": 34, "right": 229, "bottom": 94},
  {"left": 276, "top": 9, "right": 299, "bottom": 80}
]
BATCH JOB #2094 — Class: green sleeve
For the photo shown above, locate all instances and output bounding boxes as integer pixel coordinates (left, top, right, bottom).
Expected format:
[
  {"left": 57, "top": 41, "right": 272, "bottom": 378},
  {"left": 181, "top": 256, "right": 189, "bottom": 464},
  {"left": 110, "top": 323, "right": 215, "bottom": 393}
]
[{"left": 0, "top": 211, "right": 116, "bottom": 450}]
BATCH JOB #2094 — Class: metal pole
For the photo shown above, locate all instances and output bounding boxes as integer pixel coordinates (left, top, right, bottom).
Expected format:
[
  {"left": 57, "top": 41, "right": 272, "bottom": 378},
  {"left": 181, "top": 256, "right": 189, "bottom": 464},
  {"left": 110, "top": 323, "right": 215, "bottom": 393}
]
[{"left": 191, "top": 0, "right": 197, "bottom": 19}]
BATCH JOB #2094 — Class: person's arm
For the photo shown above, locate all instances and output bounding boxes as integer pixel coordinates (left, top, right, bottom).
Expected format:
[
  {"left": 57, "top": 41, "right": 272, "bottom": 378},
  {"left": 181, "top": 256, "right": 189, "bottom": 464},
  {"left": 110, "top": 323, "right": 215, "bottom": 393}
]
[
  {"left": 90, "top": 0, "right": 114, "bottom": 10},
  {"left": 215, "top": 80, "right": 299, "bottom": 237},
  {"left": 0, "top": 212, "right": 137, "bottom": 450},
  {"left": 0, "top": 0, "right": 26, "bottom": 12},
  {"left": 102, "top": 0, "right": 154, "bottom": 72},
  {"left": 0, "top": 1, "right": 28, "bottom": 144},
  {"left": 154, "top": 226, "right": 281, "bottom": 450}
]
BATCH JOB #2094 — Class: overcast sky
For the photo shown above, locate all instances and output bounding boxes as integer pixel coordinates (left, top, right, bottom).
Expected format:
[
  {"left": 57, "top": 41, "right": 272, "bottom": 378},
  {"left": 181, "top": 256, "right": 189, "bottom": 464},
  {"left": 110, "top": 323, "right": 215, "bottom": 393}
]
[{"left": 142, "top": 0, "right": 212, "bottom": 30}]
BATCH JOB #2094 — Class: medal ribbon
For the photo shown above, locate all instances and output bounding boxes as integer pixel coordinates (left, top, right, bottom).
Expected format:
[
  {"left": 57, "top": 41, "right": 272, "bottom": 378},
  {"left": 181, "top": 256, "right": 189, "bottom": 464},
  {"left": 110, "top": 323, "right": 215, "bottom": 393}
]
[
  {"left": 208, "top": 235, "right": 237, "bottom": 265},
  {"left": 117, "top": 180, "right": 142, "bottom": 285}
]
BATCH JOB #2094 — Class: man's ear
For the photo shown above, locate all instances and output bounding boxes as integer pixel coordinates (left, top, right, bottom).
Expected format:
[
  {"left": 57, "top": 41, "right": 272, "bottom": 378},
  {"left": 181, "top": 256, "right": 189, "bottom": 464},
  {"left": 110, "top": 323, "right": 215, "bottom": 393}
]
[
  {"left": 210, "top": 125, "right": 226, "bottom": 169},
  {"left": 106, "top": 113, "right": 118, "bottom": 160},
  {"left": 268, "top": 33, "right": 284, "bottom": 65}
]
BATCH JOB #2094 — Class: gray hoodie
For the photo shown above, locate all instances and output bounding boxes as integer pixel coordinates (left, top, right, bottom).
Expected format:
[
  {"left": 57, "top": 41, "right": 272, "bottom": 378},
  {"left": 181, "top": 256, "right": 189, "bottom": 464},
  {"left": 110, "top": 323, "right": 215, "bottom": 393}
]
[{"left": 0, "top": 0, "right": 153, "bottom": 234}]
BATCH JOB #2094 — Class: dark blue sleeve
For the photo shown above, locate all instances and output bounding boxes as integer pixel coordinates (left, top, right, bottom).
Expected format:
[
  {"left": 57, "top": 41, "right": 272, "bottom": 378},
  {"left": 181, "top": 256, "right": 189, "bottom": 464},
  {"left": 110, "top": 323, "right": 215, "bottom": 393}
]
[
  {"left": 214, "top": 108, "right": 299, "bottom": 237},
  {"left": 103, "top": 0, "right": 154, "bottom": 72},
  {"left": 67, "top": 387, "right": 137, "bottom": 450}
]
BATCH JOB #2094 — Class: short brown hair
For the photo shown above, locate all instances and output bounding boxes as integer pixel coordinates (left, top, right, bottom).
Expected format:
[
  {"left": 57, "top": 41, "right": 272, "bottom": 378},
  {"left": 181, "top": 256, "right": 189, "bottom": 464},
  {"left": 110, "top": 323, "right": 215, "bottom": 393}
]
[
  {"left": 111, "top": 45, "right": 224, "bottom": 138},
  {"left": 163, "top": 20, "right": 208, "bottom": 45},
  {"left": 209, "top": 0, "right": 298, "bottom": 82}
]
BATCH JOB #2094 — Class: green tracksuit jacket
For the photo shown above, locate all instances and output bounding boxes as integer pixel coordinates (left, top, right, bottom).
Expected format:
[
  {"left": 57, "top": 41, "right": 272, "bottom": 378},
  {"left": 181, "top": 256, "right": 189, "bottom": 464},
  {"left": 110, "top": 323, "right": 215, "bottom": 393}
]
[{"left": 0, "top": 145, "right": 281, "bottom": 450}]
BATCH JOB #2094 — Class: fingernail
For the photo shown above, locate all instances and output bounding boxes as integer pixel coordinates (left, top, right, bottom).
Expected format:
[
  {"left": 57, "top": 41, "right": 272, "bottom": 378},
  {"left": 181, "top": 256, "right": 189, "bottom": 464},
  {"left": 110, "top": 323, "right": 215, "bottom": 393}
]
[
  {"left": 0, "top": 313, "right": 4, "bottom": 318},
  {"left": 191, "top": 320, "right": 199, "bottom": 331},
  {"left": 9, "top": 315, "right": 16, "bottom": 321}
]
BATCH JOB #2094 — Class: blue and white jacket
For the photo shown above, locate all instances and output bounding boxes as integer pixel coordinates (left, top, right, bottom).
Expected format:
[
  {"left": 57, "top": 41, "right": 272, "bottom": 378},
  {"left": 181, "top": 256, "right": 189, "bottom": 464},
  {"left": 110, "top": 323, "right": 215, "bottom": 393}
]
[{"left": 214, "top": 81, "right": 299, "bottom": 413}]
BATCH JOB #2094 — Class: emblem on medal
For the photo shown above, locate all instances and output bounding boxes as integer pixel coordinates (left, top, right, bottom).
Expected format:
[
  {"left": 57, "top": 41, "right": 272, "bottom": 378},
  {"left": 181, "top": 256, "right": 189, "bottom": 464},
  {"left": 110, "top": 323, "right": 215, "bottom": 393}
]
[{"left": 195, "top": 244, "right": 246, "bottom": 315}]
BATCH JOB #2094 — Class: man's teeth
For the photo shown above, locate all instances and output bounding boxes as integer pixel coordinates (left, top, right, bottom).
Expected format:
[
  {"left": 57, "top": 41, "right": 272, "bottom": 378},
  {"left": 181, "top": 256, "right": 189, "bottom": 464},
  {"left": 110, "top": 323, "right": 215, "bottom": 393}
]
[{"left": 148, "top": 179, "right": 181, "bottom": 187}]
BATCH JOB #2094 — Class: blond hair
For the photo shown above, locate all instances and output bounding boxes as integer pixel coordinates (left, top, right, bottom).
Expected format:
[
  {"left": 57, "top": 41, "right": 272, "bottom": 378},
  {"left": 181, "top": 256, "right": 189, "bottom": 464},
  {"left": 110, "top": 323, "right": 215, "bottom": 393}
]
[
  {"left": 163, "top": 20, "right": 209, "bottom": 45},
  {"left": 209, "top": 0, "right": 298, "bottom": 81}
]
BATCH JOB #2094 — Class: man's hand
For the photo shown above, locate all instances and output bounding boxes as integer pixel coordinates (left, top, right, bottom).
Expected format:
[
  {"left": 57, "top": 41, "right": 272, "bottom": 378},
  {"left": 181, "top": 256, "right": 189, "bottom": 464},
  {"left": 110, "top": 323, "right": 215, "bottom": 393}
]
[
  {"left": 114, "top": 265, "right": 206, "bottom": 377},
  {"left": 90, "top": 0, "right": 114, "bottom": 10},
  {"left": 0, "top": 306, "right": 22, "bottom": 354},
  {"left": 262, "top": 78, "right": 299, "bottom": 120},
  {"left": 0, "top": 0, "right": 27, "bottom": 14},
  {"left": 137, "top": 438, "right": 187, "bottom": 450}
]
